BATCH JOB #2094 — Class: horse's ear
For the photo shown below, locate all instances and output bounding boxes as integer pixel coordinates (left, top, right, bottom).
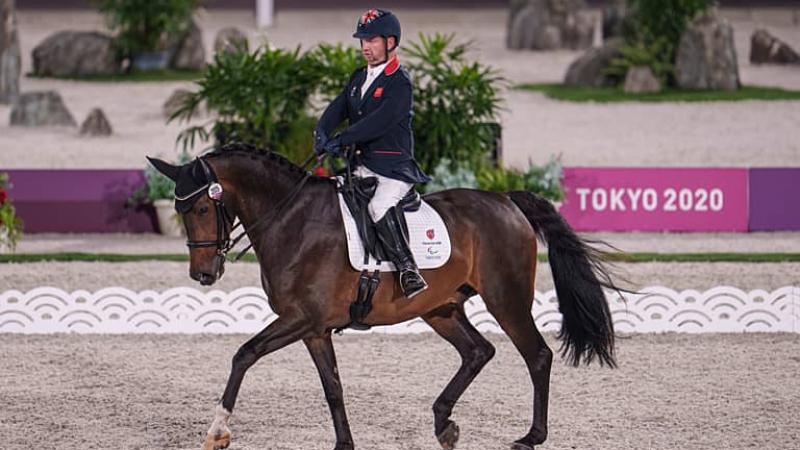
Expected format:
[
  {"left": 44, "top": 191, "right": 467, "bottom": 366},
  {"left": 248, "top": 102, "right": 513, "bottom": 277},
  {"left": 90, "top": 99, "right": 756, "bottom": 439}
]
[{"left": 147, "top": 156, "right": 180, "bottom": 181}]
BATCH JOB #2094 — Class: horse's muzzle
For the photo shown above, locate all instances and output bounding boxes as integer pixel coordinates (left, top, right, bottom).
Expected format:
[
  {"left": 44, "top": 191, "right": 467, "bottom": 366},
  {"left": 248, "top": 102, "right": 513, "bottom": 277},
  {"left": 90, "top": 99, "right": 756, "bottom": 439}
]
[{"left": 191, "top": 271, "right": 218, "bottom": 286}]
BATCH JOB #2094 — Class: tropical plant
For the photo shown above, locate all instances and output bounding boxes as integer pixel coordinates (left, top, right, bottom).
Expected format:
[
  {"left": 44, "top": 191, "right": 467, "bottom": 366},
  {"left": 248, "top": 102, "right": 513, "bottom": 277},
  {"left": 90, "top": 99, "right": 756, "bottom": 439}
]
[
  {"left": 404, "top": 33, "right": 505, "bottom": 174},
  {"left": 309, "top": 43, "right": 364, "bottom": 102},
  {"left": 170, "top": 45, "right": 321, "bottom": 163},
  {"left": 95, "top": 0, "right": 198, "bottom": 56},
  {"left": 0, "top": 173, "right": 23, "bottom": 251}
]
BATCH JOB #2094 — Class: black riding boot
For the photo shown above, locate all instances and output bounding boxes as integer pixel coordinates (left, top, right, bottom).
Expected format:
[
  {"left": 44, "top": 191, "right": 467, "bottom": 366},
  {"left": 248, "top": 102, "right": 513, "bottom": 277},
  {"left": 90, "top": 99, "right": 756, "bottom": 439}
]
[{"left": 375, "top": 206, "right": 428, "bottom": 299}]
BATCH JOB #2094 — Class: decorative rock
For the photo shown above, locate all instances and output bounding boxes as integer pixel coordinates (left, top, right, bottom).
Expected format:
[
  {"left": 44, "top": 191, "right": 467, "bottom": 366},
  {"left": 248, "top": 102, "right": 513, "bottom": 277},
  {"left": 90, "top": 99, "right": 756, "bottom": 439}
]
[
  {"left": 562, "top": 11, "right": 594, "bottom": 49},
  {"left": 1, "top": 0, "right": 21, "bottom": 104},
  {"left": 162, "top": 88, "right": 193, "bottom": 119},
  {"left": 507, "top": 0, "right": 594, "bottom": 51},
  {"left": 624, "top": 66, "right": 661, "bottom": 94},
  {"left": 564, "top": 38, "right": 622, "bottom": 87},
  {"left": 675, "top": 14, "right": 740, "bottom": 91},
  {"left": 10, "top": 91, "right": 77, "bottom": 127},
  {"left": 80, "top": 108, "right": 112, "bottom": 136},
  {"left": 214, "top": 27, "right": 248, "bottom": 54},
  {"left": 750, "top": 29, "right": 800, "bottom": 65},
  {"left": 32, "top": 31, "right": 120, "bottom": 77},
  {"left": 536, "top": 24, "right": 562, "bottom": 50},
  {"left": 171, "top": 20, "right": 205, "bottom": 70}
]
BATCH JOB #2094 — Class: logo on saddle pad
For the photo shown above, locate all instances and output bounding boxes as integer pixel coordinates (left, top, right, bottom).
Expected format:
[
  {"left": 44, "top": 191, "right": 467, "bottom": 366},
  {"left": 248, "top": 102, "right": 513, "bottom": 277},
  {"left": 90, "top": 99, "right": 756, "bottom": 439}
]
[{"left": 426, "top": 228, "right": 435, "bottom": 240}]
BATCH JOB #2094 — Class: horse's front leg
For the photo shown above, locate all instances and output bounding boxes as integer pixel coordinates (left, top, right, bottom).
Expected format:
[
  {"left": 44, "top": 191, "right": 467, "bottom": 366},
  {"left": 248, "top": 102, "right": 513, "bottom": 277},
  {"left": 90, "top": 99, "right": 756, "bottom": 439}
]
[
  {"left": 304, "top": 334, "right": 355, "bottom": 450},
  {"left": 201, "top": 314, "right": 311, "bottom": 450}
]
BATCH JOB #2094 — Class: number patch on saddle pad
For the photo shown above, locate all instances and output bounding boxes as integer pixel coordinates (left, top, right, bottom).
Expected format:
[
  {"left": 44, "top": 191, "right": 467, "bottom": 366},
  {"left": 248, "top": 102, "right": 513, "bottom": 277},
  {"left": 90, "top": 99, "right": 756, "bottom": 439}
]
[{"left": 337, "top": 192, "right": 452, "bottom": 272}]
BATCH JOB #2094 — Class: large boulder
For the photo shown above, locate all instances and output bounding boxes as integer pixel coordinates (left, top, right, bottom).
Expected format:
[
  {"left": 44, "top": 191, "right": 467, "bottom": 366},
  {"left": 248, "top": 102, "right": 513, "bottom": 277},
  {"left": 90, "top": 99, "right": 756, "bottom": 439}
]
[
  {"left": 564, "top": 38, "right": 622, "bottom": 87},
  {"left": 170, "top": 20, "right": 205, "bottom": 70},
  {"left": 80, "top": 107, "right": 112, "bottom": 136},
  {"left": 32, "top": 31, "right": 120, "bottom": 77},
  {"left": 214, "top": 27, "right": 248, "bottom": 54},
  {"left": 624, "top": 66, "right": 661, "bottom": 94},
  {"left": 0, "top": 0, "right": 20, "bottom": 104},
  {"left": 10, "top": 91, "right": 77, "bottom": 127},
  {"left": 675, "top": 14, "right": 740, "bottom": 91},
  {"left": 507, "top": 0, "right": 594, "bottom": 51},
  {"left": 750, "top": 29, "right": 800, "bottom": 65}
]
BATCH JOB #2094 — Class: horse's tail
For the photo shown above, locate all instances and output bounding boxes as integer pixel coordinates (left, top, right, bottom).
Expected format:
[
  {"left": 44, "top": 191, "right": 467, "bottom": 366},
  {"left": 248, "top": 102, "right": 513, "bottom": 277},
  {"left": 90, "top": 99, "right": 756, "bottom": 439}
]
[{"left": 507, "top": 190, "right": 617, "bottom": 368}]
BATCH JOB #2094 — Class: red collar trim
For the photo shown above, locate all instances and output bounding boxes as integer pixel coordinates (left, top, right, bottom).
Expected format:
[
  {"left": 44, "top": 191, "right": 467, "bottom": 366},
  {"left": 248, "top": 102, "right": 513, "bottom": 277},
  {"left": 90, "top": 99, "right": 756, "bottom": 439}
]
[{"left": 384, "top": 56, "right": 400, "bottom": 76}]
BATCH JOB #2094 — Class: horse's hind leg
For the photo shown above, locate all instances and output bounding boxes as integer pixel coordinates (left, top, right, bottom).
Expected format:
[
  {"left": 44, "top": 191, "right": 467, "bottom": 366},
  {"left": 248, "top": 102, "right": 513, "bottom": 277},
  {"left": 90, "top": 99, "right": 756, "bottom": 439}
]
[
  {"left": 423, "top": 303, "right": 496, "bottom": 450},
  {"left": 484, "top": 293, "right": 553, "bottom": 450}
]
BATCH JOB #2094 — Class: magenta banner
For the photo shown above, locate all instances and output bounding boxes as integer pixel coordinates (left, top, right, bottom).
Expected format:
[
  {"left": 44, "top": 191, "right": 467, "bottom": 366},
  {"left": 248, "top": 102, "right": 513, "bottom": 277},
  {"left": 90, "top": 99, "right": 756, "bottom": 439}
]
[
  {"left": 4, "top": 170, "right": 157, "bottom": 233},
  {"left": 560, "top": 168, "right": 749, "bottom": 232}
]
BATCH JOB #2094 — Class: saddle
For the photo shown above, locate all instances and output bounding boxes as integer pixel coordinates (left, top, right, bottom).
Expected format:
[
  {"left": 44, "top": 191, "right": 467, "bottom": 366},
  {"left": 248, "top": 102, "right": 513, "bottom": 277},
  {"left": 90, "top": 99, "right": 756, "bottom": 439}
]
[
  {"left": 339, "top": 175, "right": 421, "bottom": 262},
  {"left": 335, "top": 175, "right": 420, "bottom": 333}
]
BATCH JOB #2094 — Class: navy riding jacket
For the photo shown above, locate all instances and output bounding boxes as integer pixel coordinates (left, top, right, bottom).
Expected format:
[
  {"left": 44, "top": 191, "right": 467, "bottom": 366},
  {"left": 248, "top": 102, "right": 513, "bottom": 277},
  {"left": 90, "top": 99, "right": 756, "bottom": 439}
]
[{"left": 316, "top": 56, "right": 431, "bottom": 184}]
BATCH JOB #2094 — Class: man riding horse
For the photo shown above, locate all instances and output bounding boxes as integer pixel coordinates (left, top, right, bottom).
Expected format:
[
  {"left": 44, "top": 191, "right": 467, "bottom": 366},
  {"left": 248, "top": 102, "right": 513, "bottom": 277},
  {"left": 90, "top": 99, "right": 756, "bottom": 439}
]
[{"left": 314, "top": 9, "right": 431, "bottom": 299}]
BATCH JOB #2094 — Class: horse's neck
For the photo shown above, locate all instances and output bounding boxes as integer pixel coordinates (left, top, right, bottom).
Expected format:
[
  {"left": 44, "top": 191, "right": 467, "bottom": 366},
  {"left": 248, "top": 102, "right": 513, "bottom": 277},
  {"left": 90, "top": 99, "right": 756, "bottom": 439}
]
[{"left": 218, "top": 155, "right": 306, "bottom": 243}]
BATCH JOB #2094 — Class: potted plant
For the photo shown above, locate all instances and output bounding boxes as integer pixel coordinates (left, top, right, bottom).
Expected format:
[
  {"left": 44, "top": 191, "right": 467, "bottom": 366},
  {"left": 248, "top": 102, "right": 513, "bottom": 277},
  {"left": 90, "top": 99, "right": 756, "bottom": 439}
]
[
  {"left": 130, "top": 152, "right": 189, "bottom": 236},
  {"left": 96, "top": 0, "right": 198, "bottom": 71},
  {"left": 0, "top": 173, "right": 23, "bottom": 251}
]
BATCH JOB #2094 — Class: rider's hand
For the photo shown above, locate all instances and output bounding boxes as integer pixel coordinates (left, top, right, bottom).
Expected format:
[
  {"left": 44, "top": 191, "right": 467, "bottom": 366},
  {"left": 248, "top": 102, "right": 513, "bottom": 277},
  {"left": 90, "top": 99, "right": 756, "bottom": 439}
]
[
  {"left": 313, "top": 130, "right": 329, "bottom": 156},
  {"left": 323, "top": 136, "right": 343, "bottom": 157}
]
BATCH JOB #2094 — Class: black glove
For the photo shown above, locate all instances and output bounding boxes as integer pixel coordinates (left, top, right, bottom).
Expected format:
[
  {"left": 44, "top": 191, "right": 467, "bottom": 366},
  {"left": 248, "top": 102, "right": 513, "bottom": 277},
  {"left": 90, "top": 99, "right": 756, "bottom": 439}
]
[
  {"left": 313, "top": 129, "right": 328, "bottom": 156},
  {"left": 323, "top": 136, "right": 343, "bottom": 157}
]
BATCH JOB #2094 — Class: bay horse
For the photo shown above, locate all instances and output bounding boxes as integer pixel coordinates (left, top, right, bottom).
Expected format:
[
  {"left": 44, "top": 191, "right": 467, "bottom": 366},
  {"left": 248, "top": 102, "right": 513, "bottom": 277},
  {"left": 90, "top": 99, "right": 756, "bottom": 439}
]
[{"left": 147, "top": 143, "right": 618, "bottom": 450}]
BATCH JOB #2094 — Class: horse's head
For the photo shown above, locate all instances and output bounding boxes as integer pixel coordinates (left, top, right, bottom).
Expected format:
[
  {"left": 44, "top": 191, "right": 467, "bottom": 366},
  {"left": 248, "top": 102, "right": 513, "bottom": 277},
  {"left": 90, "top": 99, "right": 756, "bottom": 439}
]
[{"left": 147, "top": 156, "right": 236, "bottom": 286}]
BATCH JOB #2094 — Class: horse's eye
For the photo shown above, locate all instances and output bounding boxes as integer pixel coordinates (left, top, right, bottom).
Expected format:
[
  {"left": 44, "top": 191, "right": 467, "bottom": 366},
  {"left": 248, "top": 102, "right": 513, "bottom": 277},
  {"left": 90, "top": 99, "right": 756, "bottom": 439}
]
[{"left": 198, "top": 206, "right": 209, "bottom": 215}]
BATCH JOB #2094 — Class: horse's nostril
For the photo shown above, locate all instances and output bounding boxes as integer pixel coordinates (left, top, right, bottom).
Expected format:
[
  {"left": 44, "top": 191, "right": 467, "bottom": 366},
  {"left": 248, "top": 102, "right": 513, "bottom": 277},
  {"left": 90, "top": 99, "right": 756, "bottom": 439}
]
[{"left": 198, "top": 273, "right": 216, "bottom": 286}]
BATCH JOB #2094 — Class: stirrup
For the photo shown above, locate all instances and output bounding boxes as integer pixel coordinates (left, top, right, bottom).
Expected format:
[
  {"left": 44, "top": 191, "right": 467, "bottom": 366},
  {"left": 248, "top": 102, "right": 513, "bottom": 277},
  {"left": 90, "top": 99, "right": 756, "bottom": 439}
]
[{"left": 400, "top": 269, "right": 428, "bottom": 299}]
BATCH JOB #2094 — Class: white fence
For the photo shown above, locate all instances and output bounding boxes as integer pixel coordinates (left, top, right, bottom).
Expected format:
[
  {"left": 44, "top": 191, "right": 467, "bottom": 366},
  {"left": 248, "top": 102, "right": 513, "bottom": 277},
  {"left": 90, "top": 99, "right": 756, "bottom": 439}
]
[{"left": 1, "top": 286, "right": 799, "bottom": 334}]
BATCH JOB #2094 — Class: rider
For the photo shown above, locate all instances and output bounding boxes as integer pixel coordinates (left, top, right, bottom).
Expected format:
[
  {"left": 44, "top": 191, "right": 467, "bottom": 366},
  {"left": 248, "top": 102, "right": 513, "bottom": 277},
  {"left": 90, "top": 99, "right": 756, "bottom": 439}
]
[{"left": 314, "top": 9, "right": 431, "bottom": 299}]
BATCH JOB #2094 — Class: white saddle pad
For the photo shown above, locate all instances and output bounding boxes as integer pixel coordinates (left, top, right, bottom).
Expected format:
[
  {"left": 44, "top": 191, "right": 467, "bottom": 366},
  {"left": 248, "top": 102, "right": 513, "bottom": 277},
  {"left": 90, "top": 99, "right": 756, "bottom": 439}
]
[{"left": 337, "top": 191, "right": 452, "bottom": 272}]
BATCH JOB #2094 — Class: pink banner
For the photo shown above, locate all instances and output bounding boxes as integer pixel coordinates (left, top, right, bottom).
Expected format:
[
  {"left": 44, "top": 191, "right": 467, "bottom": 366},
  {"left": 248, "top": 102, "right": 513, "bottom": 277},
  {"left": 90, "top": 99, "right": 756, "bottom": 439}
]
[{"left": 560, "top": 168, "right": 749, "bottom": 232}]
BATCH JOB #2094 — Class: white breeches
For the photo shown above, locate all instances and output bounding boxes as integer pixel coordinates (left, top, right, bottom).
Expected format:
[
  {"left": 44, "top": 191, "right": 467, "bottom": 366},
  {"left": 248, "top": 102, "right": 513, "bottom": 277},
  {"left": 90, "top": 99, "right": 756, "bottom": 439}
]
[{"left": 353, "top": 165, "right": 414, "bottom": 222}]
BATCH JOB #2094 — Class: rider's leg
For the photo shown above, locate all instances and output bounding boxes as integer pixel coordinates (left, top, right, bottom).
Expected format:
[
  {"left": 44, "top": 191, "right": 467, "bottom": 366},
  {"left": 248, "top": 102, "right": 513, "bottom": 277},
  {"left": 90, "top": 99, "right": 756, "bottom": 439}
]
[{"left": 358, "top": 168, "right": 427, "bottom": 298}]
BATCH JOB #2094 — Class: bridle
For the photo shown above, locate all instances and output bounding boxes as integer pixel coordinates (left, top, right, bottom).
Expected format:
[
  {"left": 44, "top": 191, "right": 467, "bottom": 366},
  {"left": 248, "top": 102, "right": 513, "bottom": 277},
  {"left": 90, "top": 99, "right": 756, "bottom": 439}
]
[{"left": 179, "top": 153, "right": 317, "bottom": 269}]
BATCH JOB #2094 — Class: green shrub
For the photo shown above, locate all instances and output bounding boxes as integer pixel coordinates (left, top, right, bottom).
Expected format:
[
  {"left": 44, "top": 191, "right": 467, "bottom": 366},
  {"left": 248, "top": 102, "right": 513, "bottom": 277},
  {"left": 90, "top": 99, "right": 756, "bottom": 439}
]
[
  {"left": 425, "top": 158, "right": 478, "bottom": 192},
  {"left": 615, "top": 0, "right": 714, "bottom": 86},
  {"left": 405, "top": 33, "right": 505, "bottom": 174},
  {"left": 95, "top": 0, "right": 198, "bottom": 56},
  {"left": 605, "top": 36, "right": 674, "bottom": 85},
  {"left": 476, "top": 156, "right": 563, "bottom": 201}
]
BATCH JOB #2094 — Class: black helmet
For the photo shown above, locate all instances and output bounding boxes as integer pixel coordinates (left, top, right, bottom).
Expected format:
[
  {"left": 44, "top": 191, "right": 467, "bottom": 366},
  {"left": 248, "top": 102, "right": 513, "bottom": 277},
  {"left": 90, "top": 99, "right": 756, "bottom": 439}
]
[{"left": 352, "top": 9, "right": 401, "bottom": 49}]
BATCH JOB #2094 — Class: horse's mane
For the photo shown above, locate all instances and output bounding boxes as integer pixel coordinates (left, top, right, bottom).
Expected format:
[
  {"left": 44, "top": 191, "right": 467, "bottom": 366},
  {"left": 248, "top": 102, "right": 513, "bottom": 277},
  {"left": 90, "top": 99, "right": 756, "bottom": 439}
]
[{"left": 204, "top": 142, "right": 307, "bottom": 177}]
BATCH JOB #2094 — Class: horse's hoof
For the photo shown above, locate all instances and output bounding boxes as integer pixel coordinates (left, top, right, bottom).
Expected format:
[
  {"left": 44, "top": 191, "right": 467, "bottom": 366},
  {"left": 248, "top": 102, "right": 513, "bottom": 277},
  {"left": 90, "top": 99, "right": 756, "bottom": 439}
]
[
  {"left": 509, "top": 441, "right": 534, "bottom": 450},
  {"left": 201, "top": 431, "right": 231, "bottom": 450},
  {"left": 436, "top": 421, "right": 460, "bottom": 449}
]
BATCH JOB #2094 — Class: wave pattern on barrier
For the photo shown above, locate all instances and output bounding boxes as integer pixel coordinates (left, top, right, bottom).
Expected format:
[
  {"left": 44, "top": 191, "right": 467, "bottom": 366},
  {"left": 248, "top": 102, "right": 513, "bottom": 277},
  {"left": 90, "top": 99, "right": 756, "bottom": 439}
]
[{"left": 1, "top": 286, "right": 798, "bottom": 334}]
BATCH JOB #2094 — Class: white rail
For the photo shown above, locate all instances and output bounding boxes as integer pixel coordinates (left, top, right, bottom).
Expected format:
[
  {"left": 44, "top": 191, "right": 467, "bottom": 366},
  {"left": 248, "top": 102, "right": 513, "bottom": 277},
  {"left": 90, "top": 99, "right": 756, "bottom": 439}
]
[{"left": 1, "top": 286, "right": 798, "bottom": 334}]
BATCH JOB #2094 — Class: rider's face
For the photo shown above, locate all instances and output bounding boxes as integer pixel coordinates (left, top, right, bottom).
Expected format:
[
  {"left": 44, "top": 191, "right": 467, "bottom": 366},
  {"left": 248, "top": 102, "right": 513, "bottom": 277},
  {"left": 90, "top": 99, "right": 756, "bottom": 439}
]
[{"left": 361, "top": 36, "right": 395, "bottom": 66}]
